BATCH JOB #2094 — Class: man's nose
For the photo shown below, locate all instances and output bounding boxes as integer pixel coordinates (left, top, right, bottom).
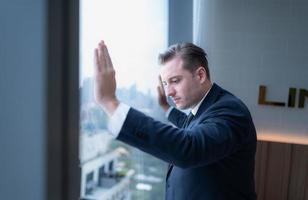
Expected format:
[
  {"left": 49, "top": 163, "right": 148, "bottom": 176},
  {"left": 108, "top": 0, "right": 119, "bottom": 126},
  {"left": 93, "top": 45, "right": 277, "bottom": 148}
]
[{"left": 166, "top": 85, "right": 176, "bottom": 97}]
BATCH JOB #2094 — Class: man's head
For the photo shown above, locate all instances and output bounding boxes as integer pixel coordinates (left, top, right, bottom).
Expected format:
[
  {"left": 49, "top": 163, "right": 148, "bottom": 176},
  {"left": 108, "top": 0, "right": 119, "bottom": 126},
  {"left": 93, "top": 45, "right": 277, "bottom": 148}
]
[{"left": 159, "top": 43, "right": 211, "bottom": 110}]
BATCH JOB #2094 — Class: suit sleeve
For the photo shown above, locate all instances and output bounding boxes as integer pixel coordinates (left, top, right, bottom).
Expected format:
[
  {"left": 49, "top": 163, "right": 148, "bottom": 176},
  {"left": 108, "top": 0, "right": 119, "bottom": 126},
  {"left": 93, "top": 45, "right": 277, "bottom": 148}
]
[{"left": 116, "top": 103, "right": 256, "bottom": 169}]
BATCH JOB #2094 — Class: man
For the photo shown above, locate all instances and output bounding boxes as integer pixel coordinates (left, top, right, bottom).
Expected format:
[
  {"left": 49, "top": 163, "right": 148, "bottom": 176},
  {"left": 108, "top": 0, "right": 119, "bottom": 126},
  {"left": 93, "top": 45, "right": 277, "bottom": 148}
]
[{"left": 94, "top": 41, "right": 257, "bottom": 200}]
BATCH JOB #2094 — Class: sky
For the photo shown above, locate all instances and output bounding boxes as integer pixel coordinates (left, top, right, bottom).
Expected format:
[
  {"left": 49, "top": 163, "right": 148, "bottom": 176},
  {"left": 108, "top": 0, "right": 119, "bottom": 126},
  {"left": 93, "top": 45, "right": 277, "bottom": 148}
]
[{"left": 79, "top": 0, "right": 168, "bottom": 96}]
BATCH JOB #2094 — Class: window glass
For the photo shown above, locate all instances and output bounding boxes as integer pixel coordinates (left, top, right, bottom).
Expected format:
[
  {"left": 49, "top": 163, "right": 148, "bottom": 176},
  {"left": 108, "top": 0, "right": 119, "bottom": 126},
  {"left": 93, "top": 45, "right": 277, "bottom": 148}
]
[{"left": 79, "top": 1, "right": 168, "bottom": 199}]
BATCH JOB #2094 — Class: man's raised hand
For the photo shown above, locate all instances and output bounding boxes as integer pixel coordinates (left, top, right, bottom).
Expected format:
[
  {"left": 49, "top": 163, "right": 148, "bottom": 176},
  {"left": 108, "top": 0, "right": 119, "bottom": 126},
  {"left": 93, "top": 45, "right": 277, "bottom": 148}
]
[
  {"left": 94, "top": 40, "right": 119, "bottom": 115},
  {"left": 157, "top": 75, "right": 170, "bottom": 112}
]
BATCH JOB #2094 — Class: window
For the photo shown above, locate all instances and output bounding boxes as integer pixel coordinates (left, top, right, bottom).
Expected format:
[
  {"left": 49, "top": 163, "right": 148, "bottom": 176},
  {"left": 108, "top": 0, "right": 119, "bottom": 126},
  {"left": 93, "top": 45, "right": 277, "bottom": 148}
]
[
  {"left": 85, "top": 172, "right": 95, "bottom": 195},
  {"left": 79, "top": 0, "right": 168, "bottom": 199}
]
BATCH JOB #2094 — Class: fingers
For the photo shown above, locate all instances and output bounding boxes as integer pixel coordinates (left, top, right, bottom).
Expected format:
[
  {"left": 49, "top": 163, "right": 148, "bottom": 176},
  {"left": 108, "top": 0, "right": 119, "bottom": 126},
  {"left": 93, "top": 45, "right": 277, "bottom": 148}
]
[
  {"left": 105, "top": 46, "right": 114, "bottom": 70},
  {"left": 157, "top": 86, "right": 163, "bottom": 96},
  {"left": 94, "top": 48, "right": 100, "bottom": 73},
  {"left": 158, "top": 75, "right": 165, "bottom": 95},
  {"left": 94, "top": 40, "right": 107, "bottom": 74},
  {"left": 98, "top": 41, "right": 107, "bottom": 71},
  {"left": 97, "top": 40, "right": 113, "bottom": 72}
]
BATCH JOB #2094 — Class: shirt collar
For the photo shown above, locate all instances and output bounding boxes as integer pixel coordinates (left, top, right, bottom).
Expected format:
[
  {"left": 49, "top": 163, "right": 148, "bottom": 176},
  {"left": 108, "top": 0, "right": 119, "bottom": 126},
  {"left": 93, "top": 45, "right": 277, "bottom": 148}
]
[{"left": 190, "top": 84, "right": 212, "bottom": 116}]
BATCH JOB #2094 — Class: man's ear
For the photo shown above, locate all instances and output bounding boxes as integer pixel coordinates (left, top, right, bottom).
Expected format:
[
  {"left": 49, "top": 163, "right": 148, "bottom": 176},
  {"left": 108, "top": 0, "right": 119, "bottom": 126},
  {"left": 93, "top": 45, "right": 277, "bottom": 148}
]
[{"left": 195, "top": 66, "right": 207, "bottom": 83}]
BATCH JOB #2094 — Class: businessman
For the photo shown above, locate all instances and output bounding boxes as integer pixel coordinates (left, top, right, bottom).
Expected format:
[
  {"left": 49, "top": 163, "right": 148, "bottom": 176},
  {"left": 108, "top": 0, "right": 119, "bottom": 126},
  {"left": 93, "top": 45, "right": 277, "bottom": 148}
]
[{"left": 94, "top": 41, "right": 257, "bottom": 200}]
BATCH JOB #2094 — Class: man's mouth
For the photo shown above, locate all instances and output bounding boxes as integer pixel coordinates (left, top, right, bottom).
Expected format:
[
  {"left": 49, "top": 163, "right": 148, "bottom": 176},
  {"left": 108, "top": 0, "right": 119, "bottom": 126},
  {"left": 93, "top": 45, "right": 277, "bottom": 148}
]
[{"left": 173, "top": 98, "right": 181, "bottom": 103}]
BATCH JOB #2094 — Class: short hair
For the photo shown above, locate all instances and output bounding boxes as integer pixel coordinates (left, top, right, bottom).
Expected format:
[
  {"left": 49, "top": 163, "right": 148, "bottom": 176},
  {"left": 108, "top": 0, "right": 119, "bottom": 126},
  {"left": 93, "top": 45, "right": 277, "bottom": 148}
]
[{"left": 158, "top": 42, "right": 210, "bottom": 80}]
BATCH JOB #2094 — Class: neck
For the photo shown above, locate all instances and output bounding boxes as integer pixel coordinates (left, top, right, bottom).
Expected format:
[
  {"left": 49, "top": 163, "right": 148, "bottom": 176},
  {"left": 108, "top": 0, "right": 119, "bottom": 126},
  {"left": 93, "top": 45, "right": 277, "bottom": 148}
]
[
  {"left": 190, "top": 81, "right": 212, "bottom": 109},
  {"left": 202, "top": 81, "right": 212, "bottom": 96}
]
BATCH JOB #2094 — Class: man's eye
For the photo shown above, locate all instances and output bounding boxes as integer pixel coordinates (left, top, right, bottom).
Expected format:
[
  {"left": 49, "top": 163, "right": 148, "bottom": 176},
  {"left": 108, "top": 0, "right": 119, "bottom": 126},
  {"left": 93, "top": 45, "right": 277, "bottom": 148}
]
[{"left": 171, "top": 79, "right": 179, "bottom": 83}]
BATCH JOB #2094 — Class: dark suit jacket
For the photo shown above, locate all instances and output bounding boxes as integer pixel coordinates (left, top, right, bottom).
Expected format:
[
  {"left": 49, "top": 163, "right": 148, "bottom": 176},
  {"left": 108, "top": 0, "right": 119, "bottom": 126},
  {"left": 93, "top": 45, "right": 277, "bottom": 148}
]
[{"left": 116, "top": 83, "right": 257, "bottom": 200}]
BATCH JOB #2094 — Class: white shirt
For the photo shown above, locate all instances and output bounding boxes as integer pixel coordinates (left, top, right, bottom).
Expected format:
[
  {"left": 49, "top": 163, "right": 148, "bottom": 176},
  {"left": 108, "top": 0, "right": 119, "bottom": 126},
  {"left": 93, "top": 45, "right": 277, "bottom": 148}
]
[{"left": 107, "top": 85, "right": 212, "bottom": 138}]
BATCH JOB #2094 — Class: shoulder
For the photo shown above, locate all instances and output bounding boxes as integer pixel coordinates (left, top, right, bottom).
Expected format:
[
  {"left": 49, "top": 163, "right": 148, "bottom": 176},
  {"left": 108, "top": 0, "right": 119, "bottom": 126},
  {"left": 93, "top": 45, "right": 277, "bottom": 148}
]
[{"left": 203, "top": 88, "right": 252, "bottom": 123}]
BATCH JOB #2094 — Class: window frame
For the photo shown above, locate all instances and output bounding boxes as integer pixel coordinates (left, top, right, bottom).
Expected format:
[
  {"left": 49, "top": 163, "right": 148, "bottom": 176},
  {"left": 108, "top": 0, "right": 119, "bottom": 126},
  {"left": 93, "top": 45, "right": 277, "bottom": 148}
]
[{"left": 46, "top": 0, "right": 80, "bottom": 199}]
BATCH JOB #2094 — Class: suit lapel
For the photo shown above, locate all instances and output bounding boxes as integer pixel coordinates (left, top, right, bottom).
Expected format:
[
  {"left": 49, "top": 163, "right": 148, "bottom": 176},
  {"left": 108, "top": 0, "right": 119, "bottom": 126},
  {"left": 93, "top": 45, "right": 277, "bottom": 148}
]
[{"left": 192, "top": 83, "right": 222, "bottom": 123}]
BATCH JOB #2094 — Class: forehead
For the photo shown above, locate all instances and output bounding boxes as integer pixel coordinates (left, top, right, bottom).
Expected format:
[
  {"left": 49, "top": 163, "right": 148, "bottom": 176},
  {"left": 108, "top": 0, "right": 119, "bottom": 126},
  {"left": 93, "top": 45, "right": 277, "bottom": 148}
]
[{"left": 160, "top": 56, "right": 188, "bottom": 80}]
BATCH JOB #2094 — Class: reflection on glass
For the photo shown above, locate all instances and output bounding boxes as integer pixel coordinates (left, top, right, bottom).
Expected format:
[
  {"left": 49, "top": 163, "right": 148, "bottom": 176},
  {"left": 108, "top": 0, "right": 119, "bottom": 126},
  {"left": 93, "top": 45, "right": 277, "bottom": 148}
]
[{"left": 79, "top": 0, "right": 168, "bottom": 199}]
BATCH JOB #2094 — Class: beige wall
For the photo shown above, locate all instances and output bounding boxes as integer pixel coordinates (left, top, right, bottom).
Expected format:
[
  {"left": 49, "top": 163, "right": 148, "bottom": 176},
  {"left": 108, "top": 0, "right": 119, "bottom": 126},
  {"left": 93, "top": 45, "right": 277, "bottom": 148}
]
[{"left": 194, "top": 0, "right": 308, "bottom": 144}]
